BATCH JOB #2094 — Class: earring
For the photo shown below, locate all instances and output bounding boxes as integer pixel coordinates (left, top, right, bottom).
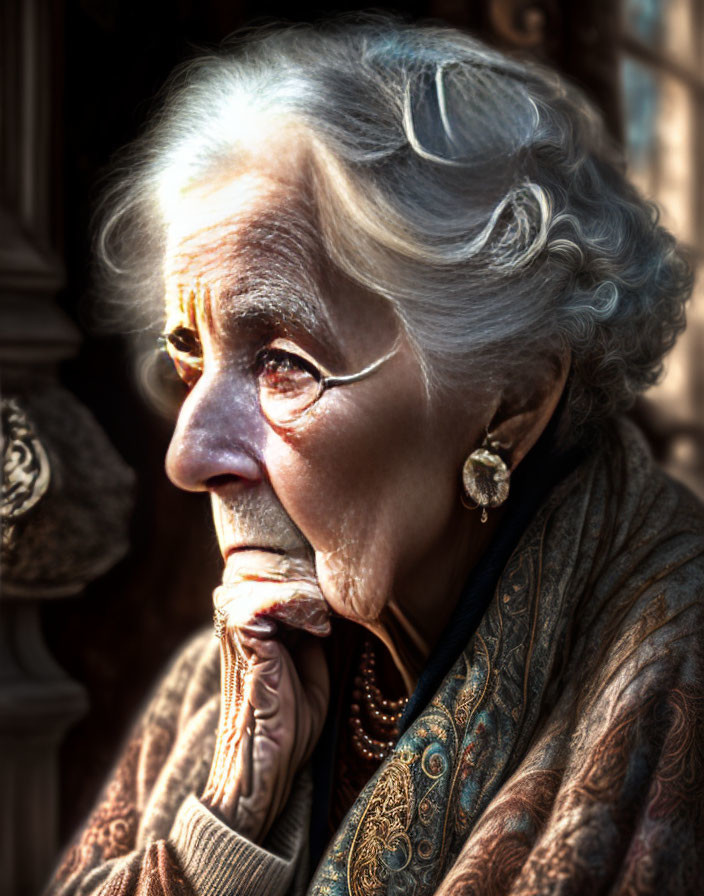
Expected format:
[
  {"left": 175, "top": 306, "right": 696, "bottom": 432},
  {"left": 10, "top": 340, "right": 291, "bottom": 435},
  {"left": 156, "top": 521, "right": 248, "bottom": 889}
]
[{"left": 461, "top": 442, "right": 510, "bottom": 523}]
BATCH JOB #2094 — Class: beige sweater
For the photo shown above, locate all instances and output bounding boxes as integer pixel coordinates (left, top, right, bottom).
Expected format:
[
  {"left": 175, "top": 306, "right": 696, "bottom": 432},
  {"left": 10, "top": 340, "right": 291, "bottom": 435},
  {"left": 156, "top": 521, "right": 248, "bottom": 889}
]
[{"left": 44, "top": 630, "right": 312, "bottom": 896}]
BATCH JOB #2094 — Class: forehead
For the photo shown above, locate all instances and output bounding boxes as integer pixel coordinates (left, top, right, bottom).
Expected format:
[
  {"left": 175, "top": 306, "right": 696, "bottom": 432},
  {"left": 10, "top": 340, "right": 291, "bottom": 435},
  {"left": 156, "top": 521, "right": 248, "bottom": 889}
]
[
  {"left": 160, "top": 139, "right": 400, "bottom": 360},
  {"left": 165, "top": 153, "right": 327, "bottom": 311}
]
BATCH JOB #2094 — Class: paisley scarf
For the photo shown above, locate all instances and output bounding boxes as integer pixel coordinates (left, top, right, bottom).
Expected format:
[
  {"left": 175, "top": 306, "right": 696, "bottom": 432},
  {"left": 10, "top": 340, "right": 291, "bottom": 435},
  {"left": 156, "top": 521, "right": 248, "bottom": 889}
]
[
  {"left": 45, "top": 419, "right": 704, "bottom": 896},
  {"left": 311, "top": 420, "right": 704, "bottom": 895}
]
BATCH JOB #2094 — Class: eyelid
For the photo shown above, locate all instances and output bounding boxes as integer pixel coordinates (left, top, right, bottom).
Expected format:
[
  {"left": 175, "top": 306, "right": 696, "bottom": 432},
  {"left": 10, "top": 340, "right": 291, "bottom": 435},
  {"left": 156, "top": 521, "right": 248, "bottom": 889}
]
[
  {"left": 163, "top": 348, "right": 204, "bottom": 372},
  {"left": 161, "top": 327, "right": 203, "bottom": 358},
  {"left": 158, "top": 335, "right": 204, "bottom": 387},
  {"left": 266, "top": 338, "right": 332, "bottom": 378}
]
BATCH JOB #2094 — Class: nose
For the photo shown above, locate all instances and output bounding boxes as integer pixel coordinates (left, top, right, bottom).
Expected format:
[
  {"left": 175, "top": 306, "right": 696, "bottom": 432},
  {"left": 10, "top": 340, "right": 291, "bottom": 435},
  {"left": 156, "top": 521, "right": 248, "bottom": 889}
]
[{"left": 165, "top": 374, "right": 264, "bottom": 493}]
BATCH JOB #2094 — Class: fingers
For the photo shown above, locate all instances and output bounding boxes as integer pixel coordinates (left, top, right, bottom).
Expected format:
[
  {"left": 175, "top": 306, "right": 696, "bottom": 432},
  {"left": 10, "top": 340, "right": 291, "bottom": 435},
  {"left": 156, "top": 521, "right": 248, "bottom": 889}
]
[
  {"left": 224, "top": 627, "right": 329, "bottom": 757},
  {"left": 249, "top": 656, "right": 282, "bottom": 723},
  {"left": 202, "top": 690, "right": 251, "bottom": 819},
  {"left": 232, "top": 688, "right": 255, "bottom": 799},
  {"left": 213, "top": 581, "right": 331, "bottom": 637},
  {"left": 229, "top": 654, "right": 292, "bottom": 840},
  {"left": 291, "top": 637, "right": 330, "bottom": 733},
  {"left": 238, "top": 619, "right": 278, "bottom": 640},
  {"left": 205, "top": 605, "right": 331, "bottom": 842}
]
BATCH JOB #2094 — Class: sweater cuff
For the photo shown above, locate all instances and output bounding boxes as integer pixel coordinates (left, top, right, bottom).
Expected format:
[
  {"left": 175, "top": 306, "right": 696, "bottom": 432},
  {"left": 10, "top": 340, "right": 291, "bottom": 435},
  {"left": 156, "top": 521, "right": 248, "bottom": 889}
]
[{"left": 169, "top": 795, "right": 299, "bottom": 896}]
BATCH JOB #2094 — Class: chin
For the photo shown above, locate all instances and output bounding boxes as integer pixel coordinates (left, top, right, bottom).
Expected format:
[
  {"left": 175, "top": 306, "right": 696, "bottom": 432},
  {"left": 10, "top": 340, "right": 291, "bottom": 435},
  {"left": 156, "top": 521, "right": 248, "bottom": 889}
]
[{"left": 313, "top": 557, "right": 362, "bottom": 622}]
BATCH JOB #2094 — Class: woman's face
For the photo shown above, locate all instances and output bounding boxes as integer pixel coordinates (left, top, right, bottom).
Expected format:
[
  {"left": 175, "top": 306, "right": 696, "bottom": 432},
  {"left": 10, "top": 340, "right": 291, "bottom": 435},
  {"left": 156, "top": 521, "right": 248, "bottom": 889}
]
[{"left": 163, "top": 142, "right": 492, "bottom": 663}]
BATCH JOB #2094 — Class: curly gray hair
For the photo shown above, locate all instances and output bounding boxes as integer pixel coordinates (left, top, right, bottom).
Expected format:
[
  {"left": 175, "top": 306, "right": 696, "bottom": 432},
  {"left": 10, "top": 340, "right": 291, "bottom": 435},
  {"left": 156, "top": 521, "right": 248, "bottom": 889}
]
[{"left": 98, "top": 17, "right": 692, "bottom": 429}]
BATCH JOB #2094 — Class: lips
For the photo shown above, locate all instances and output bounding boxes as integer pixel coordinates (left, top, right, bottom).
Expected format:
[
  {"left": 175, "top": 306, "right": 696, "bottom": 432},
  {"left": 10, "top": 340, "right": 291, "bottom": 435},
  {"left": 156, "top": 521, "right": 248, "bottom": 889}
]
[
  {"left": 214, "top": 547, "right": 331, "bottom": 636},
  {"left": 224, "top": 544, "right": 286, "bottom": 558}
]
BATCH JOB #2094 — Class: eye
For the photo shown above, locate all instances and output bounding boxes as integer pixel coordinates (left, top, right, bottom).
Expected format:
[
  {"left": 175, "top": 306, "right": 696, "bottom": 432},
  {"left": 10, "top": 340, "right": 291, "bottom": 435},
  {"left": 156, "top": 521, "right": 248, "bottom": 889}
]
[
  {"left": 164, "top": 327, "right": 201, "bottom": 356},
  {"left": 256, "top": 347, "right": 320, "bottom": 389},
  {"left": 159, "top": 328, "right": 203, "bottom": 390},
  {"left": 255, "top": 347, "right": 323, "bottom": 424}
]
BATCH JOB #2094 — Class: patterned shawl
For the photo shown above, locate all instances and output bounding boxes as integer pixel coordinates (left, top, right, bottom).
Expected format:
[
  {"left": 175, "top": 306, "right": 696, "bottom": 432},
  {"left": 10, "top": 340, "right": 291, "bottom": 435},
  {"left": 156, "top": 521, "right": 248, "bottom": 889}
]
[
  {"left": 311, "top": 420, "right": 704, "bottom": 895},
  {"left": 46, "top": 420, "right": 704, "bottom": 896}
]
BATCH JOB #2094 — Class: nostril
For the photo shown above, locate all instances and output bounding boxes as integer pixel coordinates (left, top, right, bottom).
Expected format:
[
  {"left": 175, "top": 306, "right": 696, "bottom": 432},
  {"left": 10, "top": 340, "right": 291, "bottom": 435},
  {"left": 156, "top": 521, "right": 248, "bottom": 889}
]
[
  {"left": 205, "top": 473, "right": 245, "bottom": 490},
  {"left": 165, "top": 387, "right": 264, "bottom": 491}
]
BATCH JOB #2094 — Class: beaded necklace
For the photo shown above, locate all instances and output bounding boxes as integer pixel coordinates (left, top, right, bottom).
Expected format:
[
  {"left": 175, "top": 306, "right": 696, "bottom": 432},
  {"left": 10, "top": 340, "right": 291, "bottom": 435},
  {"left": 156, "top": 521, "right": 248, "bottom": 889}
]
[{"left": 349, "top": 638, "right": 408, "bottom": 761}]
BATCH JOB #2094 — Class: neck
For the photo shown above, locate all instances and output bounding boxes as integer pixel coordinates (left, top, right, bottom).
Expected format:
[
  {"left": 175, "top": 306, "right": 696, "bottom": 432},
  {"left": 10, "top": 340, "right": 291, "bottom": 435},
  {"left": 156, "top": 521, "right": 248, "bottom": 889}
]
[
  {"left": 369, "top": 502, "right": 505, "bottom": 693},
  {"left": 365, "top": 610, "right": 428, "bottom": 694}
]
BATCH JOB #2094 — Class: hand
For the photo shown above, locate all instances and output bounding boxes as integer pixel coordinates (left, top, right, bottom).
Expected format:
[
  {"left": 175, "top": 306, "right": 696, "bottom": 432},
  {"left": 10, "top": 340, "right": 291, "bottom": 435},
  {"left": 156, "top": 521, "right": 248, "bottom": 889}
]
[{"left": 200, "top": 612, "right": 329, "bottom": 843}]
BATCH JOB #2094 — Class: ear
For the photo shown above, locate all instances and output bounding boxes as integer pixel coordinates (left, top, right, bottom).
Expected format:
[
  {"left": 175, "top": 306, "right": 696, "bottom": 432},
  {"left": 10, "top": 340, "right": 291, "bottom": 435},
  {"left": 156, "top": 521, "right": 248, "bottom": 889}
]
[{"left": 487, "top": 352, "right": 570, "bottom": 473}]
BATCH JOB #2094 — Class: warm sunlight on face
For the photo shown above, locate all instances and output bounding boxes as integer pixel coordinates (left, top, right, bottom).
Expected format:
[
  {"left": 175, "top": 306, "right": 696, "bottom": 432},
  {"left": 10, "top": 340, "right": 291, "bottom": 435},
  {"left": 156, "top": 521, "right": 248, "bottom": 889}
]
[{"left": 162, "top": 133, "right": 493, "bottom": 678}]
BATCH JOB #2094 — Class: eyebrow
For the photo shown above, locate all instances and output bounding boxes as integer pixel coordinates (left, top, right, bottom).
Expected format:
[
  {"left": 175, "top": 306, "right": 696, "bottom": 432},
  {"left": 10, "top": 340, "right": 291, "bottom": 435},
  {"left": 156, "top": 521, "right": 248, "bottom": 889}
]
[
  {"left": 166, "top": 202, "right": 347, "bottom": 365},
  {"left": 166, "top": 275, "right": 346, "bottom": 370},
  {"left": 223, "top": 277, "right": 329, "bottom": 333},
  {"left": 222, "top": 282, "right": 347, "bottom": 369}
]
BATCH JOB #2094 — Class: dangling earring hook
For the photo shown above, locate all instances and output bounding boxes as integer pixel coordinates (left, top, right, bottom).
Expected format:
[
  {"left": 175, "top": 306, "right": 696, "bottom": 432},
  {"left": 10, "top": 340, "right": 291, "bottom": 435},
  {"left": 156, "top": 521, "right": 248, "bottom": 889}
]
[{"left": 460, "top": 433, "right": 510, "bottom": 523}]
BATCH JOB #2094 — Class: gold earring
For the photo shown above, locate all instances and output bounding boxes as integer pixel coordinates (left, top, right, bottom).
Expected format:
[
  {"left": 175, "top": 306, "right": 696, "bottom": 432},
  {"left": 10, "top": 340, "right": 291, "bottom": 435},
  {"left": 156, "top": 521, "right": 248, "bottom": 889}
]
[{"left": 461, "top": 444, "right": 510, "bottom": 523}]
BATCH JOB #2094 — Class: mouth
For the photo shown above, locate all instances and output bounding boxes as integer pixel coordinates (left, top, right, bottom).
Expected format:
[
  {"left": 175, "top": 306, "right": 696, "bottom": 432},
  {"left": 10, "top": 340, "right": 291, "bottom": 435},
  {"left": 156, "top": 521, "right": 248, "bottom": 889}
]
[{"left": 224, "top": 545, "right": 287, "bottom": 560}]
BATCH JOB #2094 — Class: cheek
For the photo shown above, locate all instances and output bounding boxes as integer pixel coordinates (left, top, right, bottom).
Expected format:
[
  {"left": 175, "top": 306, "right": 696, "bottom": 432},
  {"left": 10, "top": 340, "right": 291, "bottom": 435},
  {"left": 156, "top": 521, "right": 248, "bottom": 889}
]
[
  {"left": 264, "top": 405, "right": 394, "bottom": 556},
  {"left": 263, "top": 393, "right": 454, "bottom": 619}
]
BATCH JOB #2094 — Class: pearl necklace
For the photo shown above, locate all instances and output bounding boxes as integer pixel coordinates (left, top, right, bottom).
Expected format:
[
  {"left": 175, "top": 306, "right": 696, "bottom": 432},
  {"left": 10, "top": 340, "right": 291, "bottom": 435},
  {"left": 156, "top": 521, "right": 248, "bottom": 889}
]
[{"left": 349, "top": 639, "right": 408, "bottom": 762}]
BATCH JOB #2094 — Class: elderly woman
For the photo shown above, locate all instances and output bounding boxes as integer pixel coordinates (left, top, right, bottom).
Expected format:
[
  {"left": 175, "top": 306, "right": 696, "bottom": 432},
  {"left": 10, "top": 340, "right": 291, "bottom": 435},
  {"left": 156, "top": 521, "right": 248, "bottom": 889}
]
[{"left": 46, "top": 17, "right": 703, "bottom": 896}]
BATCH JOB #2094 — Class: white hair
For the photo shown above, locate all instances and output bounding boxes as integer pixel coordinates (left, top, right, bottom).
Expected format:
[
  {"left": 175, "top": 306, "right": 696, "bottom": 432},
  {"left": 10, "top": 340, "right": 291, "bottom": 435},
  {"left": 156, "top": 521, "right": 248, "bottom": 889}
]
[{"left": 98, "top": 16, "right": 692, "bottom": 428}]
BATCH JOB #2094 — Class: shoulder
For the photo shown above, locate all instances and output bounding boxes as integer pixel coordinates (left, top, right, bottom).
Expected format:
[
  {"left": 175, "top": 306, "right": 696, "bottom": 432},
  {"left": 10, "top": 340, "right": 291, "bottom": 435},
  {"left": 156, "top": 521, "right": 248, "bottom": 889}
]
[
  {"left": 605, "top": 416, "right": 704, "bottom": 525},
  {"left": 138, "top": 627, "right": 220, "bottom": 733},
  {"left": 564, "top": 417, "right": 704, "bottom": 594},
  {"left": 161, "top": 626, "right": 219, "bottom": 681},
  {"left": 605, "top": 418, "right": 704, "bottom": 612},
  {"left": 564, "top": 420, "right": 704, "bottom": 701},
  {"left": 531, "top": 418, "right": 704, "bottom": 702}
]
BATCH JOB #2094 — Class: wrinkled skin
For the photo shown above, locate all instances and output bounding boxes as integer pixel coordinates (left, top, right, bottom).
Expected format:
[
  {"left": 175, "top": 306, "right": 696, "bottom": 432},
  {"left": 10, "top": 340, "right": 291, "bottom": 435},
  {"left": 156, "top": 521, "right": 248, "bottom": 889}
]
[
  {"left": 214, "top": 551, "right": 331, "bottom": 637},
  {"left": 163, "top": 132, "right": 567, "bottom": 842},
  {"left": 200, "top": 615, "right": 329, "bottom": 841},
  {"left": 201, "top": 551, "right": 330, "bottom": 840}
]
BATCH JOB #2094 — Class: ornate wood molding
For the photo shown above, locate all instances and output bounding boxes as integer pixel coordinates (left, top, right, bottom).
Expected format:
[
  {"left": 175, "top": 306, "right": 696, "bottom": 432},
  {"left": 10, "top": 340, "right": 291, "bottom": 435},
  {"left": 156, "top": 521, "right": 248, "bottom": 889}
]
[
  {"left": 0, "top": 4, "right": 134, "bottom": 894},
  {"left": 488, "top": 0, "right": 551, "bottom": 49}
]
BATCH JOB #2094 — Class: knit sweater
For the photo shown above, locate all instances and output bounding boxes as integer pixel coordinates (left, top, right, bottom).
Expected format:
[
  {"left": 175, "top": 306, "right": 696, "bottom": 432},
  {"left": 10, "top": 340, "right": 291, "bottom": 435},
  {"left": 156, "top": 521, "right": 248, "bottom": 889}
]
[{"left": 46, "top": 630, "right": 311, "bottom": 896}]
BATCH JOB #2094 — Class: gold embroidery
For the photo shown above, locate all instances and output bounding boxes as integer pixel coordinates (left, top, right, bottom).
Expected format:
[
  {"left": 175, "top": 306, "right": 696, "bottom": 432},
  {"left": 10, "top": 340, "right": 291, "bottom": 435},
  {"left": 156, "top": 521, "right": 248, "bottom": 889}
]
[{"left": 347, "top": 759, "right": 414, "bottom": 896}]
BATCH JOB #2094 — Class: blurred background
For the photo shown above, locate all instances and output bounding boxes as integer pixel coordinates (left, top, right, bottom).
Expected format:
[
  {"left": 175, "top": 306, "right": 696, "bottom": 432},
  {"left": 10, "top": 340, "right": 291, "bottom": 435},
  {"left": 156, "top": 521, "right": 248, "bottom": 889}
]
[{"left": 1, "top": 1, "right": 703, "bottom": 893}]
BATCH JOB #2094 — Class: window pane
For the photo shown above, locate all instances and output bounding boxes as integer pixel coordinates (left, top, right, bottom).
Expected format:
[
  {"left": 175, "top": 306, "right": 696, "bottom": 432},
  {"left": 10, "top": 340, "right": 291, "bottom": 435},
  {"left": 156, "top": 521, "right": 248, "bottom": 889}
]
[
  {"left": 624, "top": 0, "right": 663, "bottom": 44},
  {"left": 657, "top": 71, "right": 695, "bottom": 243},
  {"left": 646, "top": 270, "right": 704, "bottom": 498},
  {"left": 621, "top": 55, "right": 695, "bottom": 244},
  {"left": 622, "top": 56, "right": 659, "bottom": 177},
  {"left": 623, "top": 0, "right": 696, "bottom": 65}
]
